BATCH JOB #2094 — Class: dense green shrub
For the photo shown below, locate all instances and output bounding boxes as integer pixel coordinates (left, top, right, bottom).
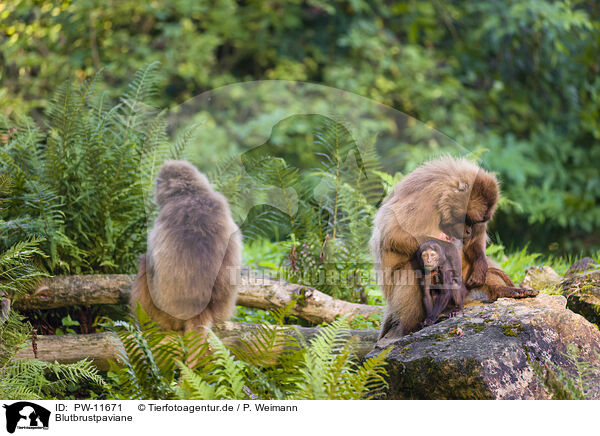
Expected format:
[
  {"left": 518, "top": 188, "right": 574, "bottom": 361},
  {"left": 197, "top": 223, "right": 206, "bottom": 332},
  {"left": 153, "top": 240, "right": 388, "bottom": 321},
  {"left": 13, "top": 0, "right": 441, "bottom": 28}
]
[
  {"left": 0, "top": 236, "right": 105, "bottom": 400},
  {"left": 1, "top": 69, "right": 389, "bottom": 302},
  {"left": 1, "top": 0, "right": 598, "bottom": 253},
  {"left": 107, "top": 305, "right": 390, "bottom": 400},
  {"left": 0, "top": 64, "right": 189, "bottom": 273}
]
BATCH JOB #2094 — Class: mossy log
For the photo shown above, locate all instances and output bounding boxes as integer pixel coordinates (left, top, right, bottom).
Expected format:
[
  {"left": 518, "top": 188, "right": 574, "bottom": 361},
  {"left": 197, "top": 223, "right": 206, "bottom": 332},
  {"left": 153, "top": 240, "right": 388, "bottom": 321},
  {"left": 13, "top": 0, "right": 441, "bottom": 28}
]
[
  {"left": 15, "top": 322, "right": 379, "bottom": 371},
  {"left": 14, "top": 271, "right": 382, "bottom": 324}
]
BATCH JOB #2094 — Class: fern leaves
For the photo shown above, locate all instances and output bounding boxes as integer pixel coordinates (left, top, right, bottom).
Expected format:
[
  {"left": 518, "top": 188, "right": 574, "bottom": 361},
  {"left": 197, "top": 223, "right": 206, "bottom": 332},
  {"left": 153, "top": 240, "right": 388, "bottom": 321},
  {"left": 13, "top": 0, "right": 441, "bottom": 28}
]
[
  {"left": 1, "top": 358, "right": 105, "bottom": 400},
  {"left": 177, "top": 330, "right": 247, "bottom": 400},
  {"left": 0, "top": 237, "right": 47, "bottom": 300},
  {"left": 109, "top": 306, "right": 389, "bottom": 400},
  {"left": 291, "top": 317, "right": 389, "bottom": 400},
  {"left": 0, "top": 239, "right": 105, "bottom": 400},
  {"left": 116, "top": 61, "right": 161, "bottom": 148},
  {"left": 0, "top": 64, "right": 178, "bottom": 274}
]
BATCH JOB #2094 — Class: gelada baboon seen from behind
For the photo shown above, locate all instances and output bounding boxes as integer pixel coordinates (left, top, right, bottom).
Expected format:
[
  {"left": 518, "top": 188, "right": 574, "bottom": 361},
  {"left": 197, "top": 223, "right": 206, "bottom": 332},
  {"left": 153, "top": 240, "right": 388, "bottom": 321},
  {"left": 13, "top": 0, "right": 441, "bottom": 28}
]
[
  {"left": 130, "top": 160, "right": 242, "bottom": 333},
  {"left": 370, "top": 156, "right": 537, "bottom": 341}
]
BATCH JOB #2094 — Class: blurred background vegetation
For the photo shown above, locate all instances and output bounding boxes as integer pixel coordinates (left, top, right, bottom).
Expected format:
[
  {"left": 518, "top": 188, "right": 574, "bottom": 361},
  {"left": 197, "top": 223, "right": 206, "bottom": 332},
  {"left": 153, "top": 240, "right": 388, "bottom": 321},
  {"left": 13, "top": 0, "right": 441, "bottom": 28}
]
[
  {"left": 2, "top": 1, "right": 599, "bottom": 400},
  {"left": 1, "top": 0, "right": 599, "bottom": 256}
]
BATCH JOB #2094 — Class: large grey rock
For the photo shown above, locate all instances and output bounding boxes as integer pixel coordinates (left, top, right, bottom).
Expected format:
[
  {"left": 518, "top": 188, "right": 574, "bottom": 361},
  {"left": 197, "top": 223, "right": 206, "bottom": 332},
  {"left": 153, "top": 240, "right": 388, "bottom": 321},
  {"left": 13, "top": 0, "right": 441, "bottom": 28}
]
[
  {"left": 519, "top": 266, "right": 561, "bottom": 291},
  {"left": 367, "top": 294, "right": 600, "bottom": 399},
  {"left": 565, "top": 257, "right": 598, "bottom": 279},
  {"left": 561, "top": 269, "right": 600, "bottom": 326}
]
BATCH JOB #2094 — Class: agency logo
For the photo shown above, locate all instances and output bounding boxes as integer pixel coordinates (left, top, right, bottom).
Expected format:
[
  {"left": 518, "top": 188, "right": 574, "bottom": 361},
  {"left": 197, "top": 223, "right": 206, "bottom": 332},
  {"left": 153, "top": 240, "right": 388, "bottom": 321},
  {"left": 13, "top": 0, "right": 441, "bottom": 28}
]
[{"left": 2, "top": 402, "right": 50, "bottom": 433}]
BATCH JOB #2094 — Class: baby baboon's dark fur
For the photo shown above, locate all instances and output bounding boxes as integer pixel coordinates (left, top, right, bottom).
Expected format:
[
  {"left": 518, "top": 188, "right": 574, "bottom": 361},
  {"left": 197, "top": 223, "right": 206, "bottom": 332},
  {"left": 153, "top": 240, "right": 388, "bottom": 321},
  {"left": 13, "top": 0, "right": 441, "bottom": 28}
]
[{"left": 416, "top": 239, "right": 466, "bottom": 327}]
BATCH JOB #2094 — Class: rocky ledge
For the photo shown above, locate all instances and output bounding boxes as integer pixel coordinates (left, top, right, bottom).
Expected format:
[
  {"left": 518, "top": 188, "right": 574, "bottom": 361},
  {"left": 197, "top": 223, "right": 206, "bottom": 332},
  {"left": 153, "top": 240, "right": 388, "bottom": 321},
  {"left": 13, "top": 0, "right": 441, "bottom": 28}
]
[
  {"left": 561, "top": 267, "right": 600, "bottom": 327},
  {"left": 367, "top": 294, "right": 600, "bottom": 399}
]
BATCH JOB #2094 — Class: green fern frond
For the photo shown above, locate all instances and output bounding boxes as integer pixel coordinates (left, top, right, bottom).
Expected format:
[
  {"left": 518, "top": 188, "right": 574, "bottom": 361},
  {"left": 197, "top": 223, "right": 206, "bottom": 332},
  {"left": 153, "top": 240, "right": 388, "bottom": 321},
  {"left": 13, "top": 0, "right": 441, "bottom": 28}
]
[
  {"left": 107, "top": 304, "right": 212, "bottom": 399},
  {"left": 207, "top": 330, "right": 247, "bottom": 398},
  {"left": 116, "top": 61, "right": 161, "bottom": 148},
  {"left": 288, "top": 317, "right": 389, "bottom": 400},
  {"left": 230, "top": 323, "right": 296, "bottom": 369},
  {"left": 0, "top": 311, "right": 32, "bottom": 365},
  {"left": 372, "top": 169, "right": 403, "bottom": 196},
  {"left": 2, "top": 358, "right": 105, "bottom": 400},
  {"left": 0, "top": 238, "right": 105, "bottom": 401},
  {"left": 0, "top": 237, "right": 47, "bottom": 299},
  {"left": 169, "top": 124, "right": 198, "bottom": 160},
  {"left": 176, "top": 330, "right": 249, "bottom": 400},
  {"left": 348, "top": 347, "right": 391, "bottom": 399},
  {"left": 0, "top": 384, "right": 39, "bottom": 401},
  {"left": 46, "top": 81, "right": 83, "bottom": 151},
  {"left": 313, "top": 118, "right": 363, "bottom": 240},
  {"left": 109, "top": 317, "right": 175, "bottom": 400},
  {"left": 104, "top": 305, "right": 387, "bottom": 401},
  {"left": 0, "top": 64, "right": 185, "bottom": 274},
  {"left": 176, "top": 363, "right": 218, "bottom": 400},
  {"left": 291, "top": 317, "right": 350, "bottom": 399},
  {"left": 0, "top": 173, "right": 13, "bottom": 199}
]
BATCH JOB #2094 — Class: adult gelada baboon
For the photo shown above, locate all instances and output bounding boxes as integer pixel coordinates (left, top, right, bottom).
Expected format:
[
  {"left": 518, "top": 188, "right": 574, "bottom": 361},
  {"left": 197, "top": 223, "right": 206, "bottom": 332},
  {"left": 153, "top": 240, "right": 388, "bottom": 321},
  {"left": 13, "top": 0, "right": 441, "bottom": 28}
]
[
  {"left": 370, "top": 156, "right": 537, "bottom": 341},
  {"left": 130, "top": 160, "right": 242, "bottom": 333}
]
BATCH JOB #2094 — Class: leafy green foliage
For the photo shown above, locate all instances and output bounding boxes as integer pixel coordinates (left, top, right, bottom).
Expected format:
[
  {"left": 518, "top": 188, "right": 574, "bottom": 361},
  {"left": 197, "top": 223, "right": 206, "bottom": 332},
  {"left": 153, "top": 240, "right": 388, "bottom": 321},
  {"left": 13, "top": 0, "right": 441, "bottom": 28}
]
[
  {"left": 1, "top": 350, "right": 106, "bottom": 401},
  {"left": 486, "top": 244, "right": 542, "bottom": 285},
  {"left": 242, "top": 239, "right": 289, "bottom": 273},
  {"left": 107, "top": 306, "right": 389, "bottom": 400},
  {"left": 106, "top": 303, "right": 211, "bottom": 400},
  {"left": 487, "top": 242, "right": 590, "bottom": 286},
  {"left": 231, "top": 118, "right": 384, "bottom": 303},
  {"left": 177, "top": 331, "right": 248, "bottom": 400},
  {"left": 194, "top": 115, "right": 384, "bottom": 303},
  {"left": 0, "top": 238, "right": 105, "bottom": 400},
  {"left": 54, "top": 314, "right": 81, "bottom": 335},
  {"left": 3, "top": 0, "right": 598, "bottom": 253},
  {"left": 2, "top": 0, "right": 599, "bottom": 401},
  {"left": 0, "top": 64, "right": 188, "bottom": 273},
  {"left": 0, "top": 237, "right": 47, "bottom": 301},
  {"left": 289, "top": 317, "right": 389, "bottom": 400}
]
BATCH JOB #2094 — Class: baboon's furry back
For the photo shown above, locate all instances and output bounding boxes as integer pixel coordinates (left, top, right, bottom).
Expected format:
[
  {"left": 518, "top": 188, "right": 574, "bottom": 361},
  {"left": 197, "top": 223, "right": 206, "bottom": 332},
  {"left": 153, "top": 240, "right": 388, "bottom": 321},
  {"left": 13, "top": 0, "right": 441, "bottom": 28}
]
[{"left": 130, "top": 160, "right": 242, "bottom": 332}]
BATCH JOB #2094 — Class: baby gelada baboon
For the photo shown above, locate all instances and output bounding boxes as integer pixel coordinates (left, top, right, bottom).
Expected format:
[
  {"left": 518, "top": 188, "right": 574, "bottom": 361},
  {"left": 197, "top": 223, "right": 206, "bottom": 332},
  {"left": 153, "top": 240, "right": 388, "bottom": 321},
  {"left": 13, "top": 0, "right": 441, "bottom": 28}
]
[
  {"left": 416, "top": 239, "right": 467, "bottom": 327},
  {"left": 130, "top": 160, "right": 242, "bottom": 333}
]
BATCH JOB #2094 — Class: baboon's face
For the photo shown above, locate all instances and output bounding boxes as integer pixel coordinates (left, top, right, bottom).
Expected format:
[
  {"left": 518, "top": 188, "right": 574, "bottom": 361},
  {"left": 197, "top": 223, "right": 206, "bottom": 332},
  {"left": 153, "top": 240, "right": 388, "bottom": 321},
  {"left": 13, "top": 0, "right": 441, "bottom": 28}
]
[
  {"left": 440, "top": 173, "right": 498, "bottom": 243},
  {"left": 441, "top": 221, "right": 470, "bottom": 241},
  {"left": 442, "top": 209, "right": 490, "bottom": 243},
  {"left": 421, "top": 248, "right": 440, "bottom": 271}
]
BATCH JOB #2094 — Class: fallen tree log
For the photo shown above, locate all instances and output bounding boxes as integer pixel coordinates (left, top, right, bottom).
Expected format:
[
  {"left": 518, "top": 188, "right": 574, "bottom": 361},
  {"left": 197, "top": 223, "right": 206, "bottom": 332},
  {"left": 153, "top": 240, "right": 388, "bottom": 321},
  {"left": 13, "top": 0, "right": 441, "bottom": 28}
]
[
  {"left": 15, "top": 322, "right": 379, "bottom": 371},
  {"left": 15, "top": 272, "right": 382, "bottom": 324},
  {"left": 15, "top": 332, "right": 125, "bottom": 371},
  {"left": 237, "top": 270, "right": 382, "bottom": 323}
]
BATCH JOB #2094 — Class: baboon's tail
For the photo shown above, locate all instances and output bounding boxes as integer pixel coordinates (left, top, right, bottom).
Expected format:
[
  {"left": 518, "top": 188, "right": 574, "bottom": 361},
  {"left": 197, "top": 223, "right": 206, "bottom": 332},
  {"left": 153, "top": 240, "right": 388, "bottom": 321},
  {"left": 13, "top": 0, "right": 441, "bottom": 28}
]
[
  {"left": 487, "top": 267, "right": 515, "bottom": 286},
  {"left": 129, "top": 254, "right": 148, "bottom": 312}
]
